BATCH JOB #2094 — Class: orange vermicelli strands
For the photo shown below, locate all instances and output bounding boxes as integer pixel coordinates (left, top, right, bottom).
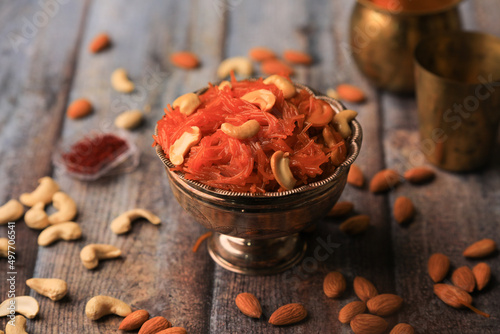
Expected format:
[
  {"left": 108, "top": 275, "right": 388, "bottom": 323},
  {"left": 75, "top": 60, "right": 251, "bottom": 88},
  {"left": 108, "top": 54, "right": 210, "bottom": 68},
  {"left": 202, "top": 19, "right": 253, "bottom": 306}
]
[{"left": 155, "top": 79, "right": 347, "bottom": 193}]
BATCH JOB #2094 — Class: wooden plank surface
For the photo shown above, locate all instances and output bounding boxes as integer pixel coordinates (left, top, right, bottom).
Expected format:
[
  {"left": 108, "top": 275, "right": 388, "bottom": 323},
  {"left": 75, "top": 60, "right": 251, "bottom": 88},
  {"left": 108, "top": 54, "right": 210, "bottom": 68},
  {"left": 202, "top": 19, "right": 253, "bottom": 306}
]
[{"left": 0, "top": 0, "right": 498, "bottom": 333}]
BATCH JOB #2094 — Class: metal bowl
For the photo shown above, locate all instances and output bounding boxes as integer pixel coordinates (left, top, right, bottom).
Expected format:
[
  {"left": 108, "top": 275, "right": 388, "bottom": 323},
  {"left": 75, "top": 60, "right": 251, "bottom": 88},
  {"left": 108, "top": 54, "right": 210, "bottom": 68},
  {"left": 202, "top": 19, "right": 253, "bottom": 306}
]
[{"left": 155, "top": 83, "right": 362, "bottom": 274}]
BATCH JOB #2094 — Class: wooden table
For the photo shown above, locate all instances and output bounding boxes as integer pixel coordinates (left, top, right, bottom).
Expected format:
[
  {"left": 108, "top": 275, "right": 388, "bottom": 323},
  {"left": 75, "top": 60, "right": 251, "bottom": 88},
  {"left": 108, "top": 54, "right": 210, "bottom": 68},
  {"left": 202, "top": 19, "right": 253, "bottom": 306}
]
[{"left": 1, "top": 0, "right": 499, "bottom": 333}]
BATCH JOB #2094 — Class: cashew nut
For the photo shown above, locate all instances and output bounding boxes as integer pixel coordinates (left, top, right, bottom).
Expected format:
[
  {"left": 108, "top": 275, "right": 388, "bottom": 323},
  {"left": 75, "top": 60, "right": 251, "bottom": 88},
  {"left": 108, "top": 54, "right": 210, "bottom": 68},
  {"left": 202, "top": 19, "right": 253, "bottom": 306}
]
[
  {"left": 115, "top": 109, "right": 144, "bottom": 130},
  {"left": 24, "top": 202, "right": 50, "bottom": 230},
  {"left": 172, "top": 93, "right": 201, "bottom": 116},
  {"left": 48, "top": 192, "right": 77, "bottom": 225},
  {"left": 85, "top": 295, "right": 132, "bottom": 320},
  {"left": 0, "top": 238, "right": 14, "bottom": 257},
  {"left": 5, "top": 315, "right": 27, "bottom": 334},
  {"left": 333, "top": 109, "right": 358, "bottom": 138},
  {"left": 0, "top": 200, "right": 24, "bottom": 225},
  {"left": 306, "top": 100, "right": 335, "bottom": 127},
  {"left": 80, "top": 244, "right": 122, "bottom": 270},
  {"left": 169, "top": 126, "right": 202, "bottom": 166},
  {"left": 263, "top": 75, "right": 296, "bottom": 99},
  {"left": 270, "top": 151, "right": 297, "bottom": 190},
  {"left": 218, "top": 80, "right": 232, "bottom": 90},
  {"left": 327, "top": 88, "right": 340, "bottom": 100},
  {"left": 37, "top": 222, "right": 82, "bottom": 246},
  {"left": 217, "top": 57, "right": 253, "bottom": 78},
  {"left": 0, "top": 296, "right": 39, "bottom": 319},
  {"left": 111, "top": 68, "right": 135, "bottom": 93},
  {"left": 19, "top": 176, "right": 59, "bottom": 207},
  {"left": 221, "top": 120, "right": 260, "bottom": 140},
  {"left": 240, "top": 89, "right": 276, "bottom": 112},
  {"left": 26, "top": 278, "right": 68, "bottom": 301},
  {"left": 110, "top": 208, "right": 161, "bottom": 235}
]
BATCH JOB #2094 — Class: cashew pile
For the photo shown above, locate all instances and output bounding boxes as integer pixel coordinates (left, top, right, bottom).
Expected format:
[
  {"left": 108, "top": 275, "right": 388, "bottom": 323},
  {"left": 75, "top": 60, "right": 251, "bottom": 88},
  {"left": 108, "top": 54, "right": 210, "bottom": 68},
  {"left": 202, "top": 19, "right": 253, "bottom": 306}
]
[
  {"left": 221, "top": 120, "right": 261, "bottom": 140},
  {"left": 26, "top": 278, "right": 68, "bottom": 301},
  {"left": 110, "top": 208, "right": 161, "bottom": 234},
  {"left": 240, "top": 89, "right": 276, "bottom": 112},
  {"left": 0, "top": 199, "right": 24, "bottom": 225},
  {"left": 80, "top": 244, "right": 122, "bottom": 270},
  {"left": 111, "top": 68, "right": 135, "bottom": 93},
  {"left": 172, "top": 92, "right": 201, "bottom": 116},
  {"left": 38, "top": 222, "right": 82, "bottom": 246},
  {"left": 85, "top": 295, "right": 132, "bottom": 320},
  {"left": 48, "top": 192, "right": 77, "bottom": 224},
  {"left": 19, "top": 177, "right": 59, "bottom": 207},
  {"left": 24, "top": 203, "right": 50, "bottom": 229},
  {"left": 263, "top": 75, "right": 296, "bottom": 99},
  {"left": 5, "top": 315, "right": 27, "bottom": 334},
  {"left": 169, "top": 126, "right": 202, "bottom": 166},
  {"left": 0, "top": 296, "right": 39, "bottom": 319}
]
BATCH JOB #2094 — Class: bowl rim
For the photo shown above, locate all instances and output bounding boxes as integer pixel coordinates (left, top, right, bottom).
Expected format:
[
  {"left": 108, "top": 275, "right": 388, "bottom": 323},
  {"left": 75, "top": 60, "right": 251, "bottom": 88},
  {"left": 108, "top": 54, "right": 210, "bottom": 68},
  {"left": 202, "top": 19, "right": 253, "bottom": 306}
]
[
  {"left": 155, "top": 82, "right": 362, "bottom": 198},
  {"left": 355, "top": 0, "right": 462, "bottom": 16}
]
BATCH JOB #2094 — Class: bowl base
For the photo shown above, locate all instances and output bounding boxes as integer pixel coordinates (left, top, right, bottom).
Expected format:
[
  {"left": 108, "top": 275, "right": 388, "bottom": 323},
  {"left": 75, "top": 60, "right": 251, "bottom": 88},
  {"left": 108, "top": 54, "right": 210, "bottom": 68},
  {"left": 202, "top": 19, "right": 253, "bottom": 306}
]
[{"left": 207, "top": 232, "right": 307, "bottom": 275}]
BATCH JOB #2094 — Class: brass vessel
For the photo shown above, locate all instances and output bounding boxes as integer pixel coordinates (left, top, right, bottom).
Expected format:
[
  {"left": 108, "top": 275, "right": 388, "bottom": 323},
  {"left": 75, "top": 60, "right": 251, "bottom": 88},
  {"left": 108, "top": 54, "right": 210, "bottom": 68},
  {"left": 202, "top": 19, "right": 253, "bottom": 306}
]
[{"left": 350, "top": 0, "right": 462, "bottom": 93}]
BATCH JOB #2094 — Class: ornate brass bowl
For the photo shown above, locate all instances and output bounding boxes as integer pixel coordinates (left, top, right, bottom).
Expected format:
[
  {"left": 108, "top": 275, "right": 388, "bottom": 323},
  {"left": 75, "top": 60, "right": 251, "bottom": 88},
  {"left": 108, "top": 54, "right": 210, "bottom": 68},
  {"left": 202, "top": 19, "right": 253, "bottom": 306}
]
[{"left": 155, "top": 83, "right": 362, "bottom": 275}]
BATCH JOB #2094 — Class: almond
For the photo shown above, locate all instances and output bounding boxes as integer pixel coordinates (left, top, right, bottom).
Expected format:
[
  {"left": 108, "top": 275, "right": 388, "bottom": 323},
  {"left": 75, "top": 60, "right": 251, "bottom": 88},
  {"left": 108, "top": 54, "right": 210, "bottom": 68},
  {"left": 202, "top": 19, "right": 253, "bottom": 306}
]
[
  {"left": 463, "top": 238, "right": 497, "bottom": 258},
  {"left": 337, "top": 84, "right": 366, "bottom": 103},
  {"left": 393, "top": 196, "right": 415, "bottom": 224},
  {"left": 390, "top": 323, "right": 415, "bottom": 334},
  {"left": 339, "top": 215, "right": 370, "bottom": 235},
  {"left": 119, "top": 309, "right": 150, "bottom": 330},
  {"left": 451, "top": 266, "right": 475, "bottom": 292},
  {"left": 353, "top": 276, "right": 378, "bottom": 302},
  {"left": 248, "top": 47, "right": 276, "bottom": 62},
  {"left": 433, "top": 284, "right": 490, "bottom": 318},
  {"left": 67, "top": 99, "right": 93, "bottom": 119},
  {"left": 170, "top": 51, "right": 200, "bottom": 69},
  {"left": 323, "top": 271, "right": 346, "bottom": 298},
  {"left": 261, "top": 59, "right": 294, "bottom": 77},
  {"left": 139, "top": 316, "right": 171, "bottom": 334},
  {"left": 427, "top": 253, "right": 450, "bottom": 283},
  {"left": 157, "top": 328, "right": 188, "bottom": 334},
  {"left": 472, "top": 262, "right": 491, "bottom": 291},
  {"left": 269, "top": 303, "right": 307, "bottom": 326},
  {"left": 327, "top": 201, "right": 354, "bottom": 217},
  {"left": 89, "top": 33, "right": 111, "bottom": 53},
  {"left": 338, "top": 301, "right": 366, "bottom": 324},
  {"left": 235, "top": 292, "right": 262, "bottom": 318},
  {"left": 369, "top": 169, "right": 400, "bottom": 193},
  {"left": 283, "top": 50, "right": 312, "bottom": 65},
  {"left": 350, "top": 314, "right": 387, "bottom": 334},
  {"left": 366, "top": 294, "right": 403, "bottom": 316},
  {"left": 347, "top": 164, "right": 364, "bottom": 188},
  {"left": 404, "top": 166, "right": 435, "bottom": 184}
]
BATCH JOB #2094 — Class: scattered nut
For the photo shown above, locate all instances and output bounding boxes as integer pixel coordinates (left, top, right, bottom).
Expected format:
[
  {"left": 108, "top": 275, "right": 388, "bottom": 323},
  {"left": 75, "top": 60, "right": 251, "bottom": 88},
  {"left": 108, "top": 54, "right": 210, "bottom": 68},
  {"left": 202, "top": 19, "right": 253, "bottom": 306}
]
[
  {"left": 20, "top": 176, "right": 59, "bottom": 207},
  {"left": 327, "top": 201, "right": 354, "bottom": 217},
  {"left": 38, "top": 222, "right": 82, "bottom": 246},
  {"left": 283, "top": 49, "right": 312, "bottom": 65},
  {"left": 370, "top": 169, "right": 401, "bottom": 193},
  {"left": 114, "top": 110, "right": 144, "bottom": 130},
  {"left": 119, "top": 309, "right": 150, "bottom": 331},
  {"left": 270, "top": 151, "right": 296, "bottom": 190},
  {"left": 158, "top": 327, "right": 188, "bottom": 334},
  {"left": 393, "top": 196, "right": 415, "bottom": 224},
  {"left": 451, "top": 266, "right": 475, "bottom": 293},
  {"left": 0, "top": 199, "right": 24, "bottom": 225},
  {"left": 169, "top": 126, "right": 202, "bottom": 166},
  {"left": 428, "top": 253, "right": 450, "bottom": 283},
  {"left": 339, "top": 215, "right": 370, "bottom": 235},
  {"left": 235, "top": 293, "right": 262, "bottom": 319},
  {"left": 5, "top": 315, "right": 27, "bottom": 334},
  {"left": 26, "top": 278, "right": 68, "bottom": 301},
  {"left": 269, "top": 303, "right": 307, "bottom": 326},
  {"left": 263, "top": 75, "right": 296, "bottom": 98},
  {"left": 390, "top": 323, "right": 415, "bottom": 334},
  {"left": 333, "top": 109, "right": 358, "bottom": 138},
  {"left": 48, "top": 192, "right": 77, "bottom": 225},
  {"left": 170, "top": 51, "right": 200, "bottom": 69},
  {"left": 24, "top": 202, "right": 50, "bottom": 230},
  {"left": 0, "top": 296, "right": 39, "bottom": 319},
  {"left": 353, "top": 276, "right": 378, "bottom": 302},
  {"left": 404, "top": 166, "right": 435, "bottom": 184},
  {"left": 472, "top": 262, "right": 491, "bottom": 291},
  {"left": 347, "top": 163, "right": 364, "bottom": 188},
  {"left": 139, "top": 316, "right": 172, "bottom": 334},
  {"left": 217, "top": 56, "right": 253, "bottom": 78},
  {"left": 173, "top": 93, "right": 201, "bottom": 116},
  {"left": 366, "top": 294, "right": 404, "bottom": 316},
  {"left": 351, "top": 314, "right": 387, "bottom": 334},
  {"left": 110, "top": 208, "right": 161, "bottom": 234},
  {"left": 0, "top": 238, "right": 11, "bottom": 257},
  {"left": 221, "top": 120, "right": 261, "bottom": 140},
  {"left": 80, "top": 244, "right": 122, "bottom": 269},
  {"left": 323, "top": 271, "right": 346, "bottom": 298},
  {"left": 337, "top": 83, "right": 366, "bottom": 103},
  {"left": 67, "top": 98, "right": 93, "bottom": 119},
  {"left": 240, "top": 89, "right": 276, "bottom": 112},
  {"left": 89, "top": 33, "right": 111, "bottom": 53},
  {"left": 85, "top": 295, "right": 132, "bottom": 320},
  {"left": 261, "top": 59, "right": 294, "bottom": 76},
  {"left": 463, "top": 238, "right": 497, "bottom": 258},
  {"left": 248, "top": 47, "right": 276, "bottom": 62},
  {"left": 338, "top": 301, "right": 366, "bottom": 324},
  {"left": 111, "top": 68, "right": 135, "bottom": 93}
]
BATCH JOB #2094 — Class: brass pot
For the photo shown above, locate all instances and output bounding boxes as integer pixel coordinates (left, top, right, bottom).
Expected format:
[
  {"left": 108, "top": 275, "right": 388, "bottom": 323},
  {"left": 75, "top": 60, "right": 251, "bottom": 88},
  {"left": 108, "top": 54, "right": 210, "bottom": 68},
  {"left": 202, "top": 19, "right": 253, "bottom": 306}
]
[{"left": 350, "top": 0, "right": 462, "bottom": 93}]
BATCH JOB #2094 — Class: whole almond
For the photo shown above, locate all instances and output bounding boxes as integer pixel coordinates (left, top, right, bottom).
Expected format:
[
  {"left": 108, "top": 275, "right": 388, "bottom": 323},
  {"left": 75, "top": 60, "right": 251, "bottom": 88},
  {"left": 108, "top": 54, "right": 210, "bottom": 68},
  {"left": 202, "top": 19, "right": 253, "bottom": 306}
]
[
  {"left": 354, "top": 276, "right": 378, "bottom": 302},
  {"left": 269, "top": 303, "right": 307, "bottom": 326},
  {"left": 157, "top": 328, "right": 188, "bottom": 334},
  {"left": 340, "top": 215, "right": 370, "bottom": 235},
  {"left": 338, "top": 301, "right": 366, "bottom": 324},
  {"left": 67, "top": 99, "right": 92, "bottom": 119},
  {"left": 119, "top": 309, "right": 150, "bottom": 331},
  {"left": 347, "top": 164, "right": 364, "bottom": 188},
  {"left": 249, "top": 47, "right": 276, "bottom": 62},
  {"left": 89, "top": 33, "right": 111, "bottom": 53},
  {"left": 393, "top": 196, "right": 415, "bottom": 224},
  {"left": 327, "top": 201, "right": 354, "bottom": 217},
  {"left": 451, "top": 266, "right": 475, "bottom": 292},
  {"left": 366, "top": 294, "right": 403, "bottom": 316},
  {"left": 261, "top": 59, "right": 294, "bottom": 77},
  {"left": 350, "top": 314, "right": 387, "bottom": 334},
  {"left": 235, "top": 292, "right": 262, "bottom": 318},
  {"left": 433, "top": 284, "right": 489, "bottom": 318},
  {"left": 170, "top": 51, "right": 200, "bottom": 69},
  {"left": 369, "top": 169, "right": 400, "bottom": 193},
  {"left": 427, "top": 253, "right": 450, "bottom": 283},
  {"left": 463, "top": 238, "right": 497, "bottom": 258},
  {"left": 404, "top": 167, "right": 435, "bottom": 184},
  {"left": 337, "top": 84, "right": 366, "bottom": 103},
  {"left": 390, "top": 323, "right": 415, "bottom": 334},
  {"left": 323, "top": 271, "right": 346, "bottom": 298},
  {"left": 283, "top": 50, "right": 312, "bottom": 65},
  {"left": 139, "top": 316, "right": 171, "bottom": 334},
  {"left": 472, "top": 262, "right": 491, "bottom": 291}
]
